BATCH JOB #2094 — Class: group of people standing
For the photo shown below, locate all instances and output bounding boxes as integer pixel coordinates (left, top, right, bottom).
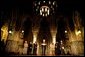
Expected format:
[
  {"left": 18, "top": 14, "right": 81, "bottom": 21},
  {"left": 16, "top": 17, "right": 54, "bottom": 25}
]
[
  {"left": 23, "top": 40, "right": 66, "bottom": 55},
  {"left": 23, "top": 39, "right": 47, "bottom": 55},
  {"left": 1, "top": 39, "right": 69, "bottom": 55},
  {"left": 23, "top": 41, "right": 37, "bottom": 55},
  {"left": 50, "top": 42, "right": 66, "bottom": 55}
]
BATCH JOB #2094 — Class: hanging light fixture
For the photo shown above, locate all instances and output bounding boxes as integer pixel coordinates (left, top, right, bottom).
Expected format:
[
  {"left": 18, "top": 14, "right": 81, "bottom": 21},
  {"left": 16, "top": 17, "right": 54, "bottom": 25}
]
[{"left": 33, "top": 1, "right": 58, "bottom": 16}]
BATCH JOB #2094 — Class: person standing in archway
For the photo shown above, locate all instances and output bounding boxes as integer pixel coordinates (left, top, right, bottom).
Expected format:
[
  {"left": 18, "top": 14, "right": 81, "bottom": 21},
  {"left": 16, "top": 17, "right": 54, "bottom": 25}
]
[
  {"left": 33, "top": 42, "right": 37, "bottom": 55},
  {"left": 23, "top": 41, "right": 28, "bottom": 55},
  {"left": 27, "top": 42, "right": 33, "bottom": 55},
  {"left": 41, "top": 39, "right": 47, "bottom": 55},
  {"left": 50, "top": 43, "right": 55, "bottom": 55}
]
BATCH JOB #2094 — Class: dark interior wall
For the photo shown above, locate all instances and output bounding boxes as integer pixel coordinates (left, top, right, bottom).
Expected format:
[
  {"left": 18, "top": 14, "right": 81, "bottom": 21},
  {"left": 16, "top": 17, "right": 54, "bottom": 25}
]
[
  {"left": 37, "top": 17, "right": 52, "bottom": 45},
  {"left": 23, "top": 17, "right": 33, "bottom": 43}
]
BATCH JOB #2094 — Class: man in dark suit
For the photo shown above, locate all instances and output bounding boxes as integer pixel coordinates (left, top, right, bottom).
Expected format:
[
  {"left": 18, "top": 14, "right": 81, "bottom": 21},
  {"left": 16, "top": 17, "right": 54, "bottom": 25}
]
[
  {"left": 27, "top": 42, "right": 32, "bottom": 55},
  {"left": 33, "top": 42, "right": 37, "bottom": 55}
]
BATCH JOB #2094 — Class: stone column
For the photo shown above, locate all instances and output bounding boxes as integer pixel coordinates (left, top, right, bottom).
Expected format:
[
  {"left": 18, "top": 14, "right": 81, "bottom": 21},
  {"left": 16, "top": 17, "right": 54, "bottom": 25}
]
[{"left": 50, "top": 26, "right": 57, "bottom": 45}]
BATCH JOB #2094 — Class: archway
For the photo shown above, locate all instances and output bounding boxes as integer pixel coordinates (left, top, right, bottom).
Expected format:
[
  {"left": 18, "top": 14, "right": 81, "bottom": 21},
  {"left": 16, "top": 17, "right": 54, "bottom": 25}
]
[
  {"left": 23, "top": 17, "right": 33, "bottom": 43},
  {"left": 37, "top": 17, "right": 52, "bottom": 55}
]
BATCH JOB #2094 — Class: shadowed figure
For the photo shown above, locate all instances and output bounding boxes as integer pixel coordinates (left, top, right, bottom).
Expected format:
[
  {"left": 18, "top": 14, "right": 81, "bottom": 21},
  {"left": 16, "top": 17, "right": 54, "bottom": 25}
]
[
  {"left": 33, "top": 42, "right": 37, "bottom": 55},
  {"left": 27, "top": 42, "right": 32, "bottom": 55}
]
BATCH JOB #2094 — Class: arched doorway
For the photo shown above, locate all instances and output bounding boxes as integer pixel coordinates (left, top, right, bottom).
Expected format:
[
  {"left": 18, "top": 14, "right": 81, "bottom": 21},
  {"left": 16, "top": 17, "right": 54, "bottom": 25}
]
[
  {"left": 37, "top": 17, "right": 52, "bottom": 55},
  {"left": 23, "top": 17, "right": 33, "bottom": 43}
]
